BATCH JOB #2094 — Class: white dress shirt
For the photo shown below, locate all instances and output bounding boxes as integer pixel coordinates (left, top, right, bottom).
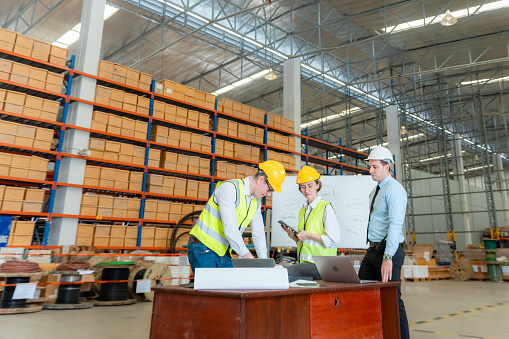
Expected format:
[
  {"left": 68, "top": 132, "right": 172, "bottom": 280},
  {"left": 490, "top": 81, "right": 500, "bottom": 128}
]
[
  {"left": 213, "top": 177, "right": 267, "bottom": 258},
  {"left": 302, "top": 196, "right": 341, "bottom": 248}
]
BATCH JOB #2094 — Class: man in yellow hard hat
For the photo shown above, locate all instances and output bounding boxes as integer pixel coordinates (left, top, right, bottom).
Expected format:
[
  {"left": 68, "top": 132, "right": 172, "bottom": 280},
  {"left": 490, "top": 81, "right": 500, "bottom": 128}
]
[{"left": 188, "top": 160, "right": 286, "bottom": 273}]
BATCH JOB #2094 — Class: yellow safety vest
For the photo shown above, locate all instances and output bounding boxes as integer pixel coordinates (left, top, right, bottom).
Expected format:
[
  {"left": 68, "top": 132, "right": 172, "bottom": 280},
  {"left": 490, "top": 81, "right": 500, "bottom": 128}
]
[
  {"left": 189, "top": 179, "right": 260, "bottom": 256},
  {"left": 297, "top": 199, "right": 337, "bottom": 263}
]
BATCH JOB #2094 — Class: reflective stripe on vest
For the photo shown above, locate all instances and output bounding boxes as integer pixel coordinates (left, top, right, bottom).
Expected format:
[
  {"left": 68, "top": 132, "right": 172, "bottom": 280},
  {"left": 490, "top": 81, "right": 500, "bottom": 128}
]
[
  {"left": 189, "top": 179, "right": 260, "bottom": 256},
  {"left": 297, "top": 199, "right": 337, "bottom": 263}
]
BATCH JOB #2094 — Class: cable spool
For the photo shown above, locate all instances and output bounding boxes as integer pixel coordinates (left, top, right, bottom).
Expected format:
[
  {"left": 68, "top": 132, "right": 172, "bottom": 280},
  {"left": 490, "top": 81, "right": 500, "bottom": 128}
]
[
  {"left": 143, "top": 263, "right": 172, "bottom": 302},
  {"left": 98, "top": 268, "right": 130, "bottom": 301},
  {"left": 128, "top": 262, "right": 151, "bottom": 301},
  {"left": 56, "top": 275, "right": 82, "bottom": 304},
  {"left": 449, "top": 260, "right": 474, "bottom": 281},
  {"left": 1, "top": 277, "right": 30, "bottom": 308}
]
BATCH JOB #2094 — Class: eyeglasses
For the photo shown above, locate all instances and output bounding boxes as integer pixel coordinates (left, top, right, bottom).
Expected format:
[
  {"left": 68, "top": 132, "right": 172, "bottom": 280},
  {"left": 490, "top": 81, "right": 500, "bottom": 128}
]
[{"left": 264, "top": 178, "right": 274, "bottom": 192}]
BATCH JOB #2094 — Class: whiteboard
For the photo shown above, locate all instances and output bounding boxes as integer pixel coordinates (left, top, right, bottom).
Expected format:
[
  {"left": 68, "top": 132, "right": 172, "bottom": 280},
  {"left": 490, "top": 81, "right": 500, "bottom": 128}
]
[{"left": 270, "top": 175, "right": 377, "bottom": 249}]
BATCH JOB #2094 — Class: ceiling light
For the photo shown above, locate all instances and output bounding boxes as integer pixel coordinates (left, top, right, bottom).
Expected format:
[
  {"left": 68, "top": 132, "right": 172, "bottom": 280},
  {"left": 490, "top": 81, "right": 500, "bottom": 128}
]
[
  {"left": 232, "top": 78, "right": 253, "bottom": 87},
  {"left": 441, "top": 9, "right": 458, "bottom": 26},
  {"left": 400, "top": 126, "right": 408, "bottom": 135},
  {"left": 265, "top": 68, "right": 277, "bottom": 80},
  {"left": 249, "top": 70, "right": 269, "bottom": 79}
]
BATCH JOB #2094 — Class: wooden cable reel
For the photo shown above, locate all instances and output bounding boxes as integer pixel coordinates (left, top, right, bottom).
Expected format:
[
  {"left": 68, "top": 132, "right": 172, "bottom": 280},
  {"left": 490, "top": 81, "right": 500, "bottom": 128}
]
[
  {"left": 449, "top": 259, "right": 474, "bottom": 281},
  {"left": 128, "top": 263, "right": 172, "bottom": 301},
  {"left": 128, "top": 261, "right": 152, "bottom": 301}
]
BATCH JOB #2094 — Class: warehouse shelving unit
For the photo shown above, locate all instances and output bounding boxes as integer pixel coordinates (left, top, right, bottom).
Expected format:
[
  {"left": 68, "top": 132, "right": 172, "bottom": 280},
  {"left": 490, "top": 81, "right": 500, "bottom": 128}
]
[{"left": 1, "top": 46, "right": 370, "bottom": 252}]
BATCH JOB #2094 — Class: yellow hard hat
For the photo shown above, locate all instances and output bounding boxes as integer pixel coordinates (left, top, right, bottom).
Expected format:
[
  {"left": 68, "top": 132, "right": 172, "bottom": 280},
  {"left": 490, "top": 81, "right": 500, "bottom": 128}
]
[
  {"left": 296, "top": 166, "right": 320, "bottom": 184},
  {"left": 259, "top": 160, "right": 286, "bottom": 193}
]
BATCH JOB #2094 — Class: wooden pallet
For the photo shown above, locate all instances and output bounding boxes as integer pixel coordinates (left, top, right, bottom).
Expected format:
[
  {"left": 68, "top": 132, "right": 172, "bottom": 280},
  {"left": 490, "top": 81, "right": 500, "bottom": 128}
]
[
  {"left": 403, "top": 277, "right": 429, "bottom": 282},
  {"left": 428, "top": 267, "right": 451, "bottom": 280}
]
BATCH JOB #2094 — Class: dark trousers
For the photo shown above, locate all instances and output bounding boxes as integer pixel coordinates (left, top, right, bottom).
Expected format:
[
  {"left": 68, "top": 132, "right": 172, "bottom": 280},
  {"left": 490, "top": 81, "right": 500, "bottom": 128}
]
[{"left": 358, "top": 244, "right": 409, "bottom": 339}]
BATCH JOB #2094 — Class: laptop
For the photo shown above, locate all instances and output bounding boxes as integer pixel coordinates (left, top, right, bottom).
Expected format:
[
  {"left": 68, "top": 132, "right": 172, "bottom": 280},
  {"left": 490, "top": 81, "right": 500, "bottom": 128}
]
[
  {"left": 313, "top": 256, "right": 378, "bottom": 284},
  {"left": 231, "top": 258, "right": 276, "bottom": 268}
]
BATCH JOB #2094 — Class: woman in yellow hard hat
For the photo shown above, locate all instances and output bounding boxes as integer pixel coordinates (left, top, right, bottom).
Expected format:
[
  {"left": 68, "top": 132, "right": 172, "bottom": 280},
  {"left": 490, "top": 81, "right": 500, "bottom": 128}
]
[
  {"left": 188, "top": 160, "right": 286, "bottom": 274},
  {"left": 282, "top": 166, "right": 340, "bottom": 280}
]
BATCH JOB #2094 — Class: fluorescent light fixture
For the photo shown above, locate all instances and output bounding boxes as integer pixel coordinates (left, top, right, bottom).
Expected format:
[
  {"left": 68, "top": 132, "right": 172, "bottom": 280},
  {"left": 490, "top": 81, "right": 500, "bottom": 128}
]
[
  {"left": 302, "top": 64, "right": 322, "bottom": 75},
  {"left": 52, "top": 4, "right": 118, "bottom": 47},
  {"left": 300, "top": 107, "right": 361, "bottom": 129},
  {"left": 212, "top": 24, "right": 243, "bottom": 38},
  {"left": 187, "top": 11, "right": 209, "bottom": 23},
  {"left": 232, "top": 78, "right": 252, "bottom": 87},
  {"left": 250, "top": 69, "right": 270, "bottom": 79},
  {"left": 464, "top": 164, "right": 493, "bottom": 172},
  {"left": 381, "top": 1, "right": 509, "bottom": 33},
  {"left": 212, "top": 69, "right": 272, "bottom": 95},
  {"left": 266, "top": 48, "right": 288, "bottom": 60},
  {"left": 213, "top": 85, "right": 234, "bottom": 95},
  {"left": 460, "top": 75, "right": 509, "bottom": 86},
  {"left": 244, "top": 37, "right": 263, "bottom": 48}
]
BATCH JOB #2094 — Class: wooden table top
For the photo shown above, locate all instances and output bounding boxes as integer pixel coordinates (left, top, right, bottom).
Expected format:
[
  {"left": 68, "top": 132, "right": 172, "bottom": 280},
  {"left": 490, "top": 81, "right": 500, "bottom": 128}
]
[{"left": 152, "top": 281, "right": 400, "bottom": 298}]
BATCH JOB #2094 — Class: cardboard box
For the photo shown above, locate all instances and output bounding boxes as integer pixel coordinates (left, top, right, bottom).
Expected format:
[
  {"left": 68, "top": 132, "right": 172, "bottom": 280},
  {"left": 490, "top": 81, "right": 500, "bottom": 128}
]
[
  {"left": 50, "top": 45, "right": 68, "bottom": 59},
  {"left": 24, "top": 188, "right": 46, "bottom": 201},
  {"left": 75, "top": 236, "right": 93, "bottom": 247},
  {"left": 93, "top": 236, "right": 110, "bottom": 247},
  {"left": 140, "top": 238, "right": 154, "bottom": 247},
  {"left": 40, "top": 274, "right": 60, "bottom": 298},
  {"left": 77, "top": 224, "right": 95, "bottom": 237},
  {"left": 108, "top": 237, "right": 124, "bottom": 247}
]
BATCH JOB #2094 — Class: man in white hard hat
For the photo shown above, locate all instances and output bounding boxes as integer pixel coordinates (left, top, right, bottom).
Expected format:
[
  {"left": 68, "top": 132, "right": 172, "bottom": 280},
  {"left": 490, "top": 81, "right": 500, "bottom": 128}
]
[{"left": 359, "top": 146, "right": 409, "bottom": 339}]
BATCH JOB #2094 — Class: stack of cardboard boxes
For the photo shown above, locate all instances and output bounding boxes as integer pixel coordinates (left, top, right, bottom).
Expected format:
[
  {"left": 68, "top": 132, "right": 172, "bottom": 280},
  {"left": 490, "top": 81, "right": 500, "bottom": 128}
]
[
  {"left": 0, "top": 59, "right": 64, "bottom": 93},
  {"left": 266, "top": 112, "right": 294, "bottom": 133},
  {"left": 264, "top": 150, "right": 296, "bottom": 170},
  {"left": 217, "top": 98, "right": 266, "bottom": 124},
  {"left": 214, "top": 161, "right": 257, "bottom": 179},
  {"left": 216, "top": 118, "right": 264, "bottom": 143},
  {"left": 143, "top": 199, "right": 202, "bottom": 222},
  {"left": 0, "top": 88, "right": 60, "bottom": 121},
  {"left": 155, "top": 79, "right": 215, "bottom": 110},
  {"left": 88, "top": 138, "right": 146, "bottom": 165},
  {"left": 0, "top": 28, "right": 68, "bottom": 66},
  {"left": 0, "top": 119, "right": 54, "bottom": 150},
  {"left": 146, "top": 176, "right": 208, "bottom": 199},
  {"left": 160, "top": 151, "right": 211, "bottom": 175},
  {"left": 0, "top": 185, "right": 46, "bottom": 212},
  {"left": 152, "top": 101, "right": 210, "bottom": 129},
  {"left": 152, "top": 128, "right": 212, "bottom": 153},
  {"left": 6, "top": 220, "right": 36, "bottom": 246},
  {"left": 266, "top": 131, "right": 296, "bottom": 152},
  {"left": 79, "top": 194, "right": 141, "bottom": 218},
  {"left": 94, "top": 85, "right": 151, "bottom": 115},
  {"left": 0, "top": 154, "right": 48, "bottom": 180},
  {"left": 98, "top": 60, "right": 152, "bottom": 91},
  {"left": 91, "top": 110, "right": 148, "bottom": 140}
]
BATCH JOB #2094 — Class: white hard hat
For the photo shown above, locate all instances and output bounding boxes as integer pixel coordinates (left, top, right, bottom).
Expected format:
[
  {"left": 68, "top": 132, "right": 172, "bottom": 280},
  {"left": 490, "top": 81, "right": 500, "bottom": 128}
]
[{"left": 366, "top": 146, "right": 394, "bottom": 164}]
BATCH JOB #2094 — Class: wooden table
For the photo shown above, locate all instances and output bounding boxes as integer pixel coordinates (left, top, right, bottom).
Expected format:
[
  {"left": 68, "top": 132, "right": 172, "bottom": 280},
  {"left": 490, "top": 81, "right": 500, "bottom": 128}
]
[{"left": 150, "top": 281, "right": 400, "bottom": 339}]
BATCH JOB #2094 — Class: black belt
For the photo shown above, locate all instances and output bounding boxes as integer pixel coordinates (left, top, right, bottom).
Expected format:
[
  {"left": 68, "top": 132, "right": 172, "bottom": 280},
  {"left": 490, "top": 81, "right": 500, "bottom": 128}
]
[
  {"left": 190, "top": 235, "right": 201, "bottom": 244},
  {"left": 368, "top": 241, "right": 380, "bottom": 248}
]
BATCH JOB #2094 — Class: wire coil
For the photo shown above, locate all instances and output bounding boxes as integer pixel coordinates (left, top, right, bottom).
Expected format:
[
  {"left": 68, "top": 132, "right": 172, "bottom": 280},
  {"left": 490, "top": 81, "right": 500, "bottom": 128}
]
[{"left": 99, "top": 268, "right": 129, "bottom": 302}]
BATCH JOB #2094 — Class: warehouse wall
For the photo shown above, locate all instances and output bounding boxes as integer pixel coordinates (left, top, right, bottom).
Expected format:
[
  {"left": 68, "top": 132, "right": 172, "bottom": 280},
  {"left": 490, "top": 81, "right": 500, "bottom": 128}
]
[{"left": 410, "top": 169, "right": 508, "bottom": 250}]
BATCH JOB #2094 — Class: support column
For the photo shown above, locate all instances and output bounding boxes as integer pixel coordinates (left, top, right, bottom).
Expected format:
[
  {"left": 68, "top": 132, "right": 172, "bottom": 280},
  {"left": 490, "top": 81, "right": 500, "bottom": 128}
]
[
  {"left": 49, "top": 0, "right": 105, "bottom": 245},
  {"left": 452, "top": 134, "right": 472, "bottom": 245},
  {"left": 386, "top": 105, "right": 402, "bottom": 181},
  {"left": 494, "top": 154, "right": 509, "bottom": 225},
  {"left": 283, "top": 58, "right": 301, "bottom": 170}
]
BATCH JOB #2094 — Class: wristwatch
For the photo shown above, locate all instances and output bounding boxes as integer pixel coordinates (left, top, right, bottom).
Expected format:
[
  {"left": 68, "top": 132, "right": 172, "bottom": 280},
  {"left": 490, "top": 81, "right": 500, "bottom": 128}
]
[{"left": 383, "top": 254, "right": 393, "bottom": 261}]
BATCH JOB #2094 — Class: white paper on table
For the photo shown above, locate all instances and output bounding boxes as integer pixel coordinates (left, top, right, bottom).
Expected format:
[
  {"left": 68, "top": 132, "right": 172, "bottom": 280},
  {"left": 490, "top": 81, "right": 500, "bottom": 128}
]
[
  {"left": 472, "top": 265, "right": 479, "bottom": 272},
  {"left": 12, "top": 283, "right": 37, "bottom": 300},
  {"left": 481, "top": 265, "right": 488, "bottom": 273},
  {"left": 194, "top": 268, "right": 289, "bottom": 290},
  {"left": 77, "top": 270, "right": 95, "bottom": 275},
  {"left": 136, "top": 279, "right": 152, "bottom": 293},
  {"left": 289, "top": 279, "right": 320, "bottom": 288}
]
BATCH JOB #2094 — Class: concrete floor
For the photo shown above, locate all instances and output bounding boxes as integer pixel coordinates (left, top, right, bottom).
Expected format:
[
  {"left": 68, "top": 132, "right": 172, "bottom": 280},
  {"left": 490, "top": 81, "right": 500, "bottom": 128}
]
[{"left": 0, "top": 280, "right": 507, "bottom": 338}]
